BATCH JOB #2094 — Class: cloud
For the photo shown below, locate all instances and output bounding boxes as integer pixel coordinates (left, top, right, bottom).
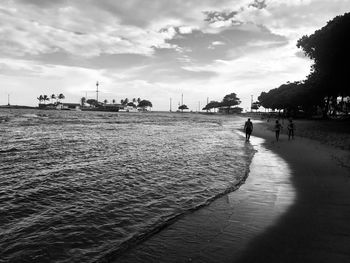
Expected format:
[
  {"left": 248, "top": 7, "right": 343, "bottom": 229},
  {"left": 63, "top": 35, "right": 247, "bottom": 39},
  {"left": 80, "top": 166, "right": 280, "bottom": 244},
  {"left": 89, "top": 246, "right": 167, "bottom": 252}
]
[
  {"left": 167, "top": 23, "right": 287, "bottom": 65},
  {"left": 178, "top": 26, "right": 196, "bottom": 34},
  {"left": 0, "top": 3, "right": 179, "bottom": 59},
  {"left": 249, "top": 0, "right": 267, "bottom": 9},
  {"left": 203, "top": 10, "right": 240, "bottom": 24},
  {"left": 1, "top": 0, "right": 349, "bottom": 110},
  {"left": 208, "top": 41, "right": 226, "bottom": 49}
]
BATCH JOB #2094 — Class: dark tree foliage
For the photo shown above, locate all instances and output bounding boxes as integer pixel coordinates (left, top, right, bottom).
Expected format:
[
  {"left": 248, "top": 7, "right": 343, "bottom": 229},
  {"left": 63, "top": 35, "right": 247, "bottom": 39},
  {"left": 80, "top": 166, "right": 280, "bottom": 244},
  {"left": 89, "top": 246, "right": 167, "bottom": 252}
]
[
  {"left": 251, "top": 101, "right": 260, "bottom": 111},
  {"left": 259, "top": 13, "right": 350, "bottom": 118},
  {"left": 220, "top": 92, "right": 241, "bottom": 113},
  {"left": 178, "top": 104, "right": 189, "bottom": 111},
  {"left": 81, "top": 97, "right": 86, "bottom": 106},
  {"left": 58, "top": 93, "right": 65, "bottom": 100},
  {"left": 297, "top": 13, "right": 350, "bottom": 94},
  {"left": 202, "top": 93, "right": 241, "bottom": 113},
  {"left": 127, "top": 102, "right": 137, "bottom": 108},
  {"left": 297, "top": 12, "right": 350, "bottom": 116},
  {"left": 258, "top": 82, "right": 306, "bottom": 111},
  {"left": 202, "top": 100, "right": 221, "bottom": 111},
  {"left": 138, "top": 100, "right": 152, "bottom": 108},
  {"left": 221, "top": 93, "right": 241, "bottom": 108},
  {"left": 86, "top": 99, "right": 101, "bottom": 107}
]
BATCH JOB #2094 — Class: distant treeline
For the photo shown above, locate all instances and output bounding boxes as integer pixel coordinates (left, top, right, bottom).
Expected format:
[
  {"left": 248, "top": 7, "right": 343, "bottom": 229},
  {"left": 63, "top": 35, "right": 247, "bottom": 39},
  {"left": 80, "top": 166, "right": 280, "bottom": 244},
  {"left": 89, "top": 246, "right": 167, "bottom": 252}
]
[
  {"left": 82, "top": 97, "right": 153, "bottom": 109},
  {"left": 258, "top": 12, "right": 350, "bottom": 118},
  {"left": 202, "top": 93, "right": 242, "bottom": 113}
]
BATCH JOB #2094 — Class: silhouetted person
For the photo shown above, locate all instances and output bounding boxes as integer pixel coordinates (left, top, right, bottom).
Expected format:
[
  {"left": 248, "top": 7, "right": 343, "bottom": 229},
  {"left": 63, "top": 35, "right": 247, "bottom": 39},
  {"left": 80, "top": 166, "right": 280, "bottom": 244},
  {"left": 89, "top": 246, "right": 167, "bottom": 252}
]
[
  {"left": 274, "top": 120, "right": 283, "bottom": 141},
  {"left": 244, "top": 118, "right": 253, "bottom": 142},
  {"left": 287, "top": 119, "right": 295, "bottom": 140}
]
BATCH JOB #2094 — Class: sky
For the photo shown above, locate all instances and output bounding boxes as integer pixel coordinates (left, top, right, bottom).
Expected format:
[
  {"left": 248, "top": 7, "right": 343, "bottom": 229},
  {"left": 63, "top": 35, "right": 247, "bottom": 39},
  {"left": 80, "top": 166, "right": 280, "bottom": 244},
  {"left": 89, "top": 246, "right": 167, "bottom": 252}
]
[{"left": 0, "top": 0, "right": 349, "bottom": 111}]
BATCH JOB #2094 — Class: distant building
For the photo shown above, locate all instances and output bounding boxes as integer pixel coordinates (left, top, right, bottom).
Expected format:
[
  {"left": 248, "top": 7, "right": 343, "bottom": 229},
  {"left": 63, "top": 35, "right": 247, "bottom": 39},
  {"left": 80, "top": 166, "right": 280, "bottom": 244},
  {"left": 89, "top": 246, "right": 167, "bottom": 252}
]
[
  {"left": 102, "top": 103, "right": 123, "bottom": 111},
  {"left": 57, "top": 103, "right": 81, "bottom": 110}
]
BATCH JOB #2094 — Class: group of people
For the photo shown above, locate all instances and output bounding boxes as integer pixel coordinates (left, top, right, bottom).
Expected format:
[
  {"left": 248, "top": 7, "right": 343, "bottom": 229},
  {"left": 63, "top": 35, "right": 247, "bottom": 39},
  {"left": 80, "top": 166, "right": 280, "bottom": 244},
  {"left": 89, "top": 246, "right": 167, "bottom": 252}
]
[{"left": 244, "top": 118, "right": 295, "bottom": 142}]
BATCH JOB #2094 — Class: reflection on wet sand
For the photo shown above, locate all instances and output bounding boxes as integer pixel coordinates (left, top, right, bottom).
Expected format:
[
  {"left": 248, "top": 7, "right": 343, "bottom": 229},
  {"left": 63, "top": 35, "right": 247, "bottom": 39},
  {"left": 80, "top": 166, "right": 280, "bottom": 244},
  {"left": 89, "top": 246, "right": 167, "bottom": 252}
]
[
  {"left": 115, "top": 135, "right": 297, "bottom": 263},
  {"left": 235, "top": 124, "right": 350, "bottom": 263}
]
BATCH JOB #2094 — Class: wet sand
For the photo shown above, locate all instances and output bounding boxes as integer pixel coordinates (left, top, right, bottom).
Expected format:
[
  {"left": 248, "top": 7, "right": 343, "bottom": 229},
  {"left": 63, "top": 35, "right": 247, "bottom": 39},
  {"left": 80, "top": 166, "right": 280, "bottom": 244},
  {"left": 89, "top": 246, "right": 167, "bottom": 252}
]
[{"left": 113, "top": 122, "right": 350, "bottom": 263}]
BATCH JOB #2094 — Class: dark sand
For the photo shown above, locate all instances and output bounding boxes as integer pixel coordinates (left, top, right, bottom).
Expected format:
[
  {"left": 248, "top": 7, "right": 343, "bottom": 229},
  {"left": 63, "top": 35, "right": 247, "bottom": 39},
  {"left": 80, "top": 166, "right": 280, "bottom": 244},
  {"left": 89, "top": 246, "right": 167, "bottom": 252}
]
[{"left": 113, "top": 121, "right": 350, "bottom": 263}]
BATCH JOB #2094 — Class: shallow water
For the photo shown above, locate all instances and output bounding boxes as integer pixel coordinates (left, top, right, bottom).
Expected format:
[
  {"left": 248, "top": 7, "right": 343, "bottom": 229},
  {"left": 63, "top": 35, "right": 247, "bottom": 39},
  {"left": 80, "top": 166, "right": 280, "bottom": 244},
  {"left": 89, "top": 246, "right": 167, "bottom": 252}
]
[{"left": 0, "top": 109, "right": 254, "bottom": 262}]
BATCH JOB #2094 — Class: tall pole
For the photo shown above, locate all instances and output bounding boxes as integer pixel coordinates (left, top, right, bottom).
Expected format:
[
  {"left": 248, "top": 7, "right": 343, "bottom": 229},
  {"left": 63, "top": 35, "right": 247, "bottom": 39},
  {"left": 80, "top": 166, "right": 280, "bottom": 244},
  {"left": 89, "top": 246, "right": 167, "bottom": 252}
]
[
  {"left": 170, "top": 98, "right": 172, "bottom": 112},
  {"left": 251, "top": 95, "right": 253, "bottom": 112},
  {"left": 8, "top": 94, "right": 10, "bottom": 106},
  {"left": 207, "top": 97, "right": 209, "bottom": 112},
  {"left": 198, "top": 101, "right": 200, "bottom": 112},
  {"left": 96, "top": 81, "right": 99, "bottom": 102},
  {"left": 181, "top": 93, "right": 183, "bottom": 106}
]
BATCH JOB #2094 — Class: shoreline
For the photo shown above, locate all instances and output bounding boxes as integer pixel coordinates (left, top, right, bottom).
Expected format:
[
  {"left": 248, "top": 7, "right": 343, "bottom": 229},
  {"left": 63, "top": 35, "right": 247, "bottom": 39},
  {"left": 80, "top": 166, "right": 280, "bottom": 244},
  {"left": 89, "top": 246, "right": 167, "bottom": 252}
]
[
  {"left": 234, "top": 122, "right": 350, "bottom": 262},
  {"left": 112, "top": 122, "right": 350, "bottom": 263}
]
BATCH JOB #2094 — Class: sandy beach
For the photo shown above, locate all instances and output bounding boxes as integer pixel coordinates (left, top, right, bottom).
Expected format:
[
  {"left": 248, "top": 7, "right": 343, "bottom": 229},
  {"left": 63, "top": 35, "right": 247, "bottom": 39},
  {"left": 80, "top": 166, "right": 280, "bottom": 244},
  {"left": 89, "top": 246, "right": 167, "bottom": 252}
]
[{"left": 113, "top": 120, "right": 350, "bottom": 263}]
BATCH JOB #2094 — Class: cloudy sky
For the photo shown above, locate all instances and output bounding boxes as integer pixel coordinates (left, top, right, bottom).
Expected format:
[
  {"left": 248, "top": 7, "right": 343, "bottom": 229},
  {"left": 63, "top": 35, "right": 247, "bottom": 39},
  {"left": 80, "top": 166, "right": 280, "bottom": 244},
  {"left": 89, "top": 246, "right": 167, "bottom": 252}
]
[{"left": 0, "top": 0, "right": 349, "bottom": 111}]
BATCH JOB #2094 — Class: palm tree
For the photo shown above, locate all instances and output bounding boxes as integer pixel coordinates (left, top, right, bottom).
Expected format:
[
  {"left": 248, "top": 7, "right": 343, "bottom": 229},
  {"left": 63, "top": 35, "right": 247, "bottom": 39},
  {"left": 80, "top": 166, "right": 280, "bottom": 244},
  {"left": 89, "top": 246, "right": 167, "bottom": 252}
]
[
  {"left": 137, "top": 98, "right": 141, "bottom": 104},
  {"left": 120, "top": 99, "right": 124, "bottom": 105},
  {"left": 37, "top": 95, "right": 44, "bottom": 104},
  {"left": 124, "top": 98, "right": 129, "bottom": 105},
  {"left": 112, "top": 99, "right": 116, "bottom": 104},
  {"left": 104, "top": 99, "right": 108, "bottom": 105},
  {"left": 51, "top": 94, "right": 56, "bottom": 104},
  {"left": 81, "top": 97, "right": 86, "bottom": 106},
  {"left": 58, "top": 93, "right": 65, "bottom": 103},
  {"left": 132, "top": 98, "right": 136, "bottom": 104},
  {"left": 43, "top": 95, "right": 49, "bottom": 104}
]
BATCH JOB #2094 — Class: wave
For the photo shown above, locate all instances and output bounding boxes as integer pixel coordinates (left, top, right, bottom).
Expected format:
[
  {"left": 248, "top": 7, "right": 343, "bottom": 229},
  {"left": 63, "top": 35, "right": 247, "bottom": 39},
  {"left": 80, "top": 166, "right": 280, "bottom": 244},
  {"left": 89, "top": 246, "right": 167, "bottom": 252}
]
[
  {"left": 0, "top": 109, "right": 255, "bottom": 263},
  {"left": 95, "top": 143, "right": 255, "bottom": 263},
  {"left": 0, "top": 147, "right": 20, "bottom": 153}
]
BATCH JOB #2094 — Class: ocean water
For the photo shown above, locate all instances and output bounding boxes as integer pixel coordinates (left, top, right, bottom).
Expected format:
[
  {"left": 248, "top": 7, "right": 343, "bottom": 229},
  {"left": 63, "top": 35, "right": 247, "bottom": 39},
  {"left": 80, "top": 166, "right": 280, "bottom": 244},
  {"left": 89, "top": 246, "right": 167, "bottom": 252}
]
[{"left": 0, "top": 109, "right": 254, "bottom": 263}]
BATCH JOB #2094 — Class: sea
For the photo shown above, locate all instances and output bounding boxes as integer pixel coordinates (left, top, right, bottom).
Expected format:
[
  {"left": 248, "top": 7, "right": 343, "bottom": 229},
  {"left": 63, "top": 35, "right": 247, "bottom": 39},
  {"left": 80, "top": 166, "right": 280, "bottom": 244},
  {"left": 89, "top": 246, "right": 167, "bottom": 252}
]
[{"left": 0, "top": 109, "right": 255, "bottom": 263}]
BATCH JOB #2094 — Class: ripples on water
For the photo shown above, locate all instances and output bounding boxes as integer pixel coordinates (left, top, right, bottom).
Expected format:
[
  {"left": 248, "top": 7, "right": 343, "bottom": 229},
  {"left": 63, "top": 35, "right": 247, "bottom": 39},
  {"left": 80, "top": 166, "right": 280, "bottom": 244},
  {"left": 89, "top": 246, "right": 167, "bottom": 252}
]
[{"left": 0, "top": 109, "right": 254, "bottom": 262}]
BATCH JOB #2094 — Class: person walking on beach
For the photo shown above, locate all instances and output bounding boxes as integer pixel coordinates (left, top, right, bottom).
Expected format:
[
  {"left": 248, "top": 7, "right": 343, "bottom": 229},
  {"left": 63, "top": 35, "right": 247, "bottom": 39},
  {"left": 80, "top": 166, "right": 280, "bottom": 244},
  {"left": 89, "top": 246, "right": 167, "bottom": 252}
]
[
  {"left": 274, "top": 120, "right": 283, "bottom": 141},
  {"left": 287, "top": 119, "right": 295, "bottom": 140},
  {"left": 244, "top": 118, "right": 253, "bottom": 142}
]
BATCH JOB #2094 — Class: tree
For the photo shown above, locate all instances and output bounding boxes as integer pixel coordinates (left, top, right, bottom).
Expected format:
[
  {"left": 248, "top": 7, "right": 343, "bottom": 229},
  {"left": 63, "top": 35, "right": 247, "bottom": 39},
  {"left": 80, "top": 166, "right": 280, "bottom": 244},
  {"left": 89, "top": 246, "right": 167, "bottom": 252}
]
[
  {"left": 112, "top": 99, "right": 116, "bottom": 104},
  {"left": 137, "top": 98, "right": 141, "bottom": 104},
  {"left": 37, "top": 95, "right": 44, "bottom": 104},
  {"left": 297, "top": 12, "right": 350, "bottom": 117},
  {"left": 86, "top": 99, "right": 99, "bottom": 107},
  {"left": 58, "top": 93, "right": 65, "bottom": 103},
  {"left": 81, "top": 97, "right": 86, "bottom": 106},
  {"left": 120, "top": 99, "right": 124, "bottom": 105},
  {"left": 104, "top": 99, "right": 108, "bottom": 105},
  {"left": 251, "top": 101, "right": 260, "bottom": 111},
  {"left": 178, "top": 104, "right": 188, "bottom": 112},
  {"left": 43, "top": 95, "right": 49, "bottom": 104},
  {"left": 257, "top": 81, "right": 322, "bottom": 117},
  {"left": 127, "top": 102, "right": 137, "bottom": 108},
  {"left": 124, "top": 98, "right": 129, "bottom": 105},
  {"left": 220, "top": 93, "right": 241, "bottom": 113},
  {"left": 203, "top": 101, "right": 221, "bottom": 112},
  {"left": 132, "top": 98, "right": 136, "bottom": 103},
  {"left": 51, "top": 94, "right": 56, "bottom": 104},
  {"left": 138, "top": 100, "right": 153, "bottom": 110},
  {"left": 256, "top": 13, "right": 350, "bottom": 118}
]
